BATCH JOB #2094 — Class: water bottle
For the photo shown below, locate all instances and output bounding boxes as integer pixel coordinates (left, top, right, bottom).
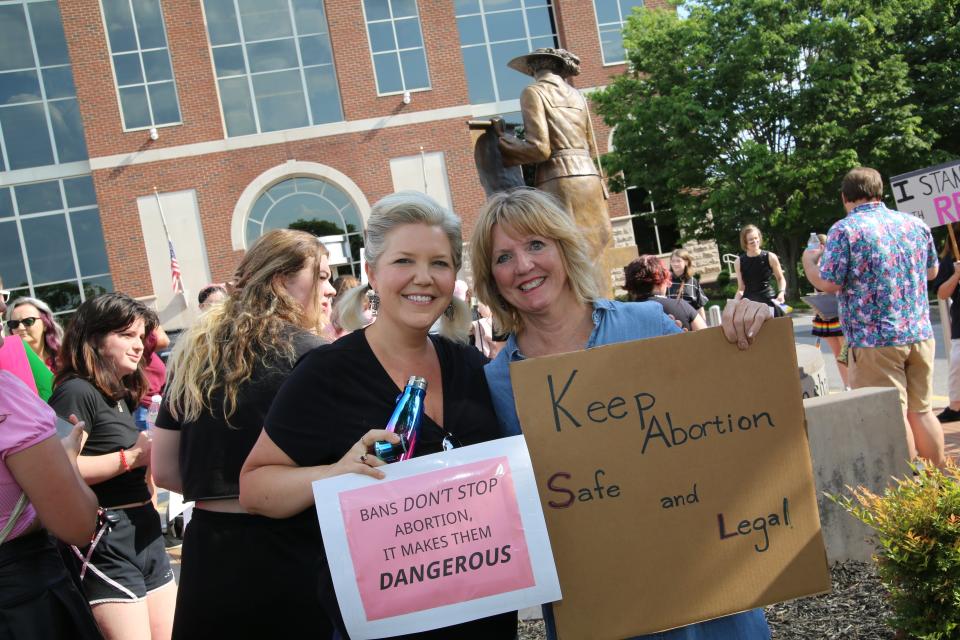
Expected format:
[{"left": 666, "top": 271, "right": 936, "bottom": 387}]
[
  {"left": 806, "top": 232, "right": 821, "bottom": 251},
  {"left": 146, "top": 394, "right": 162, "bottom": 431},
  {"left": 374, "top": 376, "right": 427, "bottom": 463}
]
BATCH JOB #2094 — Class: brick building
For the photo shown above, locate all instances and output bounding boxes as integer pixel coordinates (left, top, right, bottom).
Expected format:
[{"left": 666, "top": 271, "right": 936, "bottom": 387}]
[{"left": 1, "top": 0, "right": 712, "bottom": 329}]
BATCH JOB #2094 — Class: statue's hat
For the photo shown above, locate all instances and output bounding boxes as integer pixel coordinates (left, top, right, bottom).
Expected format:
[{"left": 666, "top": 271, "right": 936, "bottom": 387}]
[{"left": 506, "top": 48, "right": 570, "bottom": 76}]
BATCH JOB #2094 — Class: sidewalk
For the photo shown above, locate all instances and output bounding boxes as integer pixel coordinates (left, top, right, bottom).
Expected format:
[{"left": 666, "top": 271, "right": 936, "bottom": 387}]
[{"left": 943, "top": 419, "right": 960, "bottom": 462}]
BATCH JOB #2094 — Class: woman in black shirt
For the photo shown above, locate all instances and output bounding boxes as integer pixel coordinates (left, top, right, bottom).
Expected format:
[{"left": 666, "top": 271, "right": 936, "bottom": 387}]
[
  {"left": 734, "top": 225, "right": 787, "bottom": 316},
  {"left": 625, "top": 255, "right": 707, "bottom": 331},
  {"left": 240, "top": 192, "right": 517, "bottom": 639},
  {"left": 667, "top": 249, "right": 708, "bottom": 318},
  {"left": 48, "top": 293, "right": 174, "bottom": 639},
  {"left": 151, "top": 229, "right": 335, "bottom": 639}
]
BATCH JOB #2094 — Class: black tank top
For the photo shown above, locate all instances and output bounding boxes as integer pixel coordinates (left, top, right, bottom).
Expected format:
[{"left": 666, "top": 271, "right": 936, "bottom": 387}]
[{"left": 740, "top": 251, "right": 775, "bottom": 300}]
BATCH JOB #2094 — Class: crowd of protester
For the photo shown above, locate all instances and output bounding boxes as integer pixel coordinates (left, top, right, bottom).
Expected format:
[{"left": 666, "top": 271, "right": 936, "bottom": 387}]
[{"left": 0, "top": 166, "right": 947, "bottom": 639}]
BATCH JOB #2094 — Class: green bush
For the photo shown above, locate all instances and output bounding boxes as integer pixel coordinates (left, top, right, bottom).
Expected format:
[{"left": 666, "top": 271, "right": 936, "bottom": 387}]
[
  {"left": 715, "top": 270, "right": 731, "bottom": 287},
  {"left": 831, "top": 461, "right": 960, "bottom": 639}
]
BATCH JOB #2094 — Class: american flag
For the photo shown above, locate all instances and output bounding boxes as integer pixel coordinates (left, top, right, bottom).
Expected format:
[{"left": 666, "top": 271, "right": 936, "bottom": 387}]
[{"left": 169, "top": 239, "right": 184, "bottom": 293}]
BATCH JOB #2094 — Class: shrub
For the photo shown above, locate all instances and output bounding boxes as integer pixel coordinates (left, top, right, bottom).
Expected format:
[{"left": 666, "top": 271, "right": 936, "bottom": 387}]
[
  {"left": 830, "top": 461, "right": 960, "bottom": 639},
  {"left": 715, "top": 270, "right": 731, "bottom": 287}
]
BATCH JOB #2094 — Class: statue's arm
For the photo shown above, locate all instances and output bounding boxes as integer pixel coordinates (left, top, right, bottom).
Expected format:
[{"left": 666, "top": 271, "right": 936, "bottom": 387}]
[{"left": 498, "top": 88, "right": 551, "bottom": 166}]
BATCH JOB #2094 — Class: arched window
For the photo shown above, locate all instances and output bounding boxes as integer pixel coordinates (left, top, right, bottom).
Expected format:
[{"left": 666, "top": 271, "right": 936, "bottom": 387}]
[{"left": 245, "top": 177, "right": 363, "bottom": 276}]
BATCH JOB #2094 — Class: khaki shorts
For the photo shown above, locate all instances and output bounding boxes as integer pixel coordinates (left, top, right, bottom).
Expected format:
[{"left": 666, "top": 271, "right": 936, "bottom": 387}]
[{"left": 848, "top": 339, "right": 934, "bottom": 413}]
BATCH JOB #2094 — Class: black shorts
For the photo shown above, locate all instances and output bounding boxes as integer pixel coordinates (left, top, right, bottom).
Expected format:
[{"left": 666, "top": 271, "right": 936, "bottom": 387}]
[{"left": 69, "top": 503, "right": 174, "bottom": 605}]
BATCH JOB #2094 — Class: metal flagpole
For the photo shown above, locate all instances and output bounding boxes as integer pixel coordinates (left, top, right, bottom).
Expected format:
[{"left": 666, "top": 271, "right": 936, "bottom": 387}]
[
  {"left": 420, "top": 146, "right": 428, "bottom": 193},
  {"left": 153, "top": 187, "right": 185, "bottom": 298}
]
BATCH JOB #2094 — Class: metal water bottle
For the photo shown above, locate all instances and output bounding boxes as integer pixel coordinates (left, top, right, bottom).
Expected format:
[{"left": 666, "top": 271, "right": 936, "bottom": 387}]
[{"left": 374, "top": 376, "right": 427, "bottom": 463}]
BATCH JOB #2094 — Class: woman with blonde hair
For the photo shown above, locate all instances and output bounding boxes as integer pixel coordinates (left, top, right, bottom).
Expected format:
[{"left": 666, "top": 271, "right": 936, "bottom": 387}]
[
  {"left": 240, "top": 191, "right": 516, "bottom": 638},
  {"left": 667, "top": 249, "right": 709, "bottom": 318},
  {"left": 470, "top": 187, "right": 772, "bottom": 638},
  {"left": 735, "top": 224, "right": 787, "bottom": 315},
  {"left": 150, "top": 229, "right": 335, "bottom": 638}
]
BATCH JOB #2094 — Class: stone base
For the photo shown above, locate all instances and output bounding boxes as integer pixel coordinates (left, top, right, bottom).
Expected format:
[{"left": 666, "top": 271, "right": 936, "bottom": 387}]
[{"left": 803, "top": 387, "right": 912, "bottom": 564}]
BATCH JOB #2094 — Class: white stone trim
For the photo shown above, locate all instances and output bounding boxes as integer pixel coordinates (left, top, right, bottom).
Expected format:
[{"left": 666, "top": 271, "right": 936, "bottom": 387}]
[
  {"left": 231, "top": 161, "right": 371, "bottom": 251},
  {"left": 0, "top": 161, "right": 92, "bottom": 187}
]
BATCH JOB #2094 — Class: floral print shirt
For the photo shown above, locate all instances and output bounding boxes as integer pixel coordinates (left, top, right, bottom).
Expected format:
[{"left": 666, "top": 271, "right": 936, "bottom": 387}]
[{"left": 819, "top": 202, "right": 937, "bottom": 347}]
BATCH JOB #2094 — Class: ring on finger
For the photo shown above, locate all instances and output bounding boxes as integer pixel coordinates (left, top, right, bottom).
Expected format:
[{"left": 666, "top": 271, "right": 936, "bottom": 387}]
[{"left": 359, "top": 454, "right": 368, "bottom": 465}]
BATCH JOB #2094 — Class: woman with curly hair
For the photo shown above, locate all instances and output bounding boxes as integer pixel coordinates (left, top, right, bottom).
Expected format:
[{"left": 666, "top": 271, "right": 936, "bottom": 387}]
[
  {"left": 48, "top": 293, "right": 172, "bottom": 640},
  {"left": 625, "top": 255, "right": 707, "bottom": 331},
  {"left": 6, "top": 296, "right": 64, "bottom": 371},
  {"left": 150, "top": 229, "right": 336, "bottom": 639}
]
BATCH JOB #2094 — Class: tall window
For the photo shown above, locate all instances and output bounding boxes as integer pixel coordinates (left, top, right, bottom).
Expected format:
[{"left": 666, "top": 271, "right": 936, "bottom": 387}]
[
  {"left": 455, "top": 0, "right": 558, "bottom": 106},
  {"left": 0, "top": 177, "right": 113, "bottom": 316},
  {"left": 363, "top": 0, "right": 429, "bottom": 95},
  {"left": 101, "top": 0, "right": 181, "bottom": 129},
  {"left": 593, "top": 0, "right": 644, "bottom": 65},
  {"left": 204, "top": 0, "right": 343, "bottom": 137},
  {"left": 246, "top": 177, "right": 363, "bottom": 276},
  {"left": 0, "top": 0, "right": 88, "bottom": 171}
]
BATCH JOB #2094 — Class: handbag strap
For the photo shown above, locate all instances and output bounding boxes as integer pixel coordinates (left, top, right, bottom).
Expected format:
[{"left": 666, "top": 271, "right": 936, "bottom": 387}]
[{"left": 0, "top": 493, "right": 29, "bottom": 545}]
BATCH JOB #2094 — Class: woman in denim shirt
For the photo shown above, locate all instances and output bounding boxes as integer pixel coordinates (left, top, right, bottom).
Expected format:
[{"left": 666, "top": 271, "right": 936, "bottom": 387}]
[{"left": 469, "top": 188, "right": 772, "bottom": 639}]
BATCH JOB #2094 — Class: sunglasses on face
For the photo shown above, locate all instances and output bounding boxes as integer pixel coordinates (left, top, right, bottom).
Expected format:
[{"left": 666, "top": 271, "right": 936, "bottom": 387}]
[{"left": 6, "top": 317, "right": 40, "bottom": 330}]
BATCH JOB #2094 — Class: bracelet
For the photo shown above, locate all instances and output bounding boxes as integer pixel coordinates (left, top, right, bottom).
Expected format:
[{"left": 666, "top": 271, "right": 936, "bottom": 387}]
[{"left": 119, "top": 448, "right": 131, "bottom": 472}]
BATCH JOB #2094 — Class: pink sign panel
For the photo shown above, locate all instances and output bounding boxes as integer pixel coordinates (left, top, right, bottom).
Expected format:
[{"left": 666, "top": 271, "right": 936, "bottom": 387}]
[{"left": 338, "top": 457, "right": 535, "bottom": 620}]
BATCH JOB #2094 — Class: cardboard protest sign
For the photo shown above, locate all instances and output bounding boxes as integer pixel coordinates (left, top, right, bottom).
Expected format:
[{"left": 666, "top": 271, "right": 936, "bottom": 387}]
[
  {"left": 511, "top": 318, "right": 830, "bottom": 639},
  {"left": 891, "top": 159, "right": 960, "bottom": 227},
  {"left": 312, "top": 436, "right": 560, "bottom": 639}
]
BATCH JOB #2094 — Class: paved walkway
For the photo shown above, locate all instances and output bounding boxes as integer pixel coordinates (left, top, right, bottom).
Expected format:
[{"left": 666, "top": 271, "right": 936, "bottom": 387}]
[{"left": 939, "top": 416, "right": 960, "bottom": 462}]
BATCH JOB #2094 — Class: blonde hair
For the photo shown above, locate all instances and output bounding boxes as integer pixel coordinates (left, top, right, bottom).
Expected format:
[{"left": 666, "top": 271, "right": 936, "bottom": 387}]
[
  {"left": 165, "top": 229, "right": 329, "bottom": 424},
  {"left": 338, "top": 191, "right": 471, "bottom": 343},
  {"left": 469, "top": 187, "right": 602, "bottom": 335},
  {"left": 739, "top": 224, "right": 762, "bottom": 252}
]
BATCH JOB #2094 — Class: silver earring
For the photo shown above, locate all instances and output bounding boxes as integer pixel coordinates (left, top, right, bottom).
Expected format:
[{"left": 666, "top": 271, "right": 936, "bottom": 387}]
[
  {"left": 368, "top": 290, "right": 380, "bottom": 315},
  {"left": 444, "top": 303, "right": 454, "bottom": 318}
]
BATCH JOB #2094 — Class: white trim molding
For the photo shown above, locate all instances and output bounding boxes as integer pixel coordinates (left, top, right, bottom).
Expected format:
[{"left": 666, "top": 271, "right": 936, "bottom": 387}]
[{"left": 230, "top": 161, "right": 371, "bottom": 251}]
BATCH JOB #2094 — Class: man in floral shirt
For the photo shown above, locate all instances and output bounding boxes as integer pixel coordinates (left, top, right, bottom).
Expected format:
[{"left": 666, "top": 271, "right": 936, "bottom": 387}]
[{"left": 802, "top": 166, "right": 945, "bottom": 468}]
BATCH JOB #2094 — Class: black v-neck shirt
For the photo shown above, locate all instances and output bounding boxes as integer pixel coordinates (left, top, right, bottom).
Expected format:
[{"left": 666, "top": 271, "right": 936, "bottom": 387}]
[
  {"left": 265, "top": 328, "right": 516, "bottom": 640},
  {"left": 267, "top": 329, "right": 501, "bottom": 467}
]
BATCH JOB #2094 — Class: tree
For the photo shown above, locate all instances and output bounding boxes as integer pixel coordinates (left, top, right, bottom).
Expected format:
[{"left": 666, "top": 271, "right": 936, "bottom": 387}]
[{"left": 593, "top": 0, "right": 951, "bottom": 298}]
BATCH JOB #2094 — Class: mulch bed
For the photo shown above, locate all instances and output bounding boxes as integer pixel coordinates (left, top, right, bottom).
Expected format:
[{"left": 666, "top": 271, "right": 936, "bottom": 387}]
[{"left": 518, "top": 561, "right": 896, "bottom": 639}]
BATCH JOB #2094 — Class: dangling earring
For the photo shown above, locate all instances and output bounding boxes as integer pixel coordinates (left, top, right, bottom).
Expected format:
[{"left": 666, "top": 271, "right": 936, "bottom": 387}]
[
  {"left": 368, "top": 289, "right": 380, "bottom": 316},
  {"left": 444, "top": 302, "right": 454, "bottom": 318}
]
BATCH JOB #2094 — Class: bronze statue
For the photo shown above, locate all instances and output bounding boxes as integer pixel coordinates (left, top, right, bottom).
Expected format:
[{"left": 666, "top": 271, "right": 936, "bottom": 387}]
[{"left": 493, "top": 48, "right": 613, "bottom": 260}]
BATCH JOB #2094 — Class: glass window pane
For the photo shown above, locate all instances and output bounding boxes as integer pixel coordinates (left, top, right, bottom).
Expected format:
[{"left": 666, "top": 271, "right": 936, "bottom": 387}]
[
  {"left": 391, "top": 0, "right": 417, "bottom": 19},
  {"left": 42, "top": 67, "right": 76, "bottom": 100},
  {"left": 482, "top": 0, "right": 521, "bottom": 11},
  {"left": 368, "top": 22, "right": 396, "bottom": 53},
  {"left": 252, "top": 70, "right": 308, "bottom": 132},
  {"left": 454, "top": 0, "right": 480, "bottom": 14},
  {"left": 0, "top": 71, "right": 42, "bottom": 106},
  {"left": 34, "top": 281, "right": 81, "bottom": 313},
  {"left": 0, "top": 6, "right": 34, "bottom": 72},
  {"left": 119, "top": 85, "right": 151, "bottom": 128},
  {"left": 203, "top": 0, "right": 240, "bottom": 46},
  {"left": 49, "top": 98, "right": 88, "bottom": 163},
  {"left": 0, "top": 188, "right": 12, "bottom": 219},
  {"left": 248, "top": 194, "right": 271, "bottom": 222},
  {"left": 102, "top": 0, "right": 138, "bottom": 52},
  {"left": 245, "top": 218, "right": 262, "bottom": 246},
  {"left": 485, "top": 10, "right": 526, "bottom": 42},
  {"left": 212, "top": 45, "right": 246, "bottom": 77},
  {"left": 247, "top": 39, "right": 299, "bottom": 73},
  {"left": 363, "top": 0, "right": 390, "bottom": 22},
  {"left": 600, "top": 28, "right": 625, "bottom": 63},
  {"left": 491, "top": 40, "right": 531, "bottom": 101},
  {"left": 399, "top": 50, "right": 429, "bottom": 90},
  {"left": 304, "top": 66, "right": 342, "bottom": 124},
  {"left": 526, "top": 7, "right": 555, "bottom": 37},
  {"left": 294, "top": 177, "right": 324, "bottom": 195},
  {"left": 29, "top": 2, "right": 70, "bottom": 67},
  {"left": 531, "top": 35, "right": 557, "bottom": 51},
  {"left": 394, "top": 18, "right": 422, "bottom": 49},
  {"left": 0, "top": 104, "right": 54, "bottom": 170},
  {"left": 131, "top": 0, "right": 167, "bottom": 49},
  {"left": 456, "top": 16, "right": 484, "bottom": 46},
  {"left": 22, "top": 214, "right": 75, "bottom": 283},
  {"left": 218, "top": 77, "right": 257, "bottom": 136},
  {"left": 238, "top": 0, "right": 293, "bottom": 41},
  {"left": 142, "top": 50, "right": 173, "bottom": 82},
  {"left": 0, "top": 220, "right": 27, "bottom": 288},
  {"left": 266, "top": 178, "right": 297, "bottom": 200},
  {"left": 64, "top": 176, "right": 96, "bottom": 208},
  {"left": 83, "top": 275, "right": 114, "bottom": 300},
  {"left": 461, "top": 46, "right": 495, "bottom": 104},
  {"left": 71, "top": 209, "right": 111, "bottom": 276},
  {"left": 323, "top": 182, "right": 351, "bottom": 210},
  {"left": 263, "top": 192, "right": 337, "bottom": 231},
  {"left": 147, "top": 82, "right": 180, "bottom": 124},
  {"left": 620, "top": 0, "right": 644, "bottom": 20},
  {"left": 113, "top": 53, "right": 144, "bottom": 85},
  {"left": 299, "top": 35, "right": 332, "bottom": 67},
  {"left": 292, "top": 0, "right": 328, "bottom": 34},
  {"left": 373, "top": 53, "right": 403, "bottom": 94},
  {"left": 594, "top": 0, "right": 620, "bottom": 25},
  {"left": 15, "top": 181, "right": 62, "bottom": 214}
]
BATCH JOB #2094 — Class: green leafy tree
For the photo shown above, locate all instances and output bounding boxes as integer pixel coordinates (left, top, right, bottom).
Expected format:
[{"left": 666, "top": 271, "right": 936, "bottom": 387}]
[{"left": 594, "top": 0, "right": 949, "bottom": 297}]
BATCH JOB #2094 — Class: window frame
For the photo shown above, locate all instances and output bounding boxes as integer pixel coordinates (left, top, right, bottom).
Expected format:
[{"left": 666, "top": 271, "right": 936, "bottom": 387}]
[
  {"left": 591, "top": 0, "right": 645, "bottom": 66},
  {"left": 360, "top": 0, "right": 432, "bottom": 97},
  {"left": 98, "top": 0, "right": 183, "bottom": 131}
]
